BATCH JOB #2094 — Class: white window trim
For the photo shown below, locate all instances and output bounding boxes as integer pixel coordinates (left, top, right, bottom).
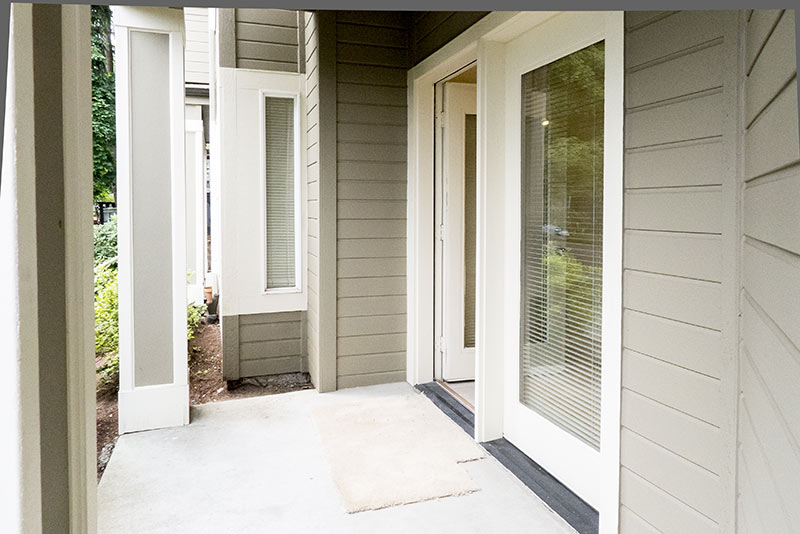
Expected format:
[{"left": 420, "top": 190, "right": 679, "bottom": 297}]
[
  {"left": 258, "top": 89, "right": 303, "bottom": 295},
  {"left": 217, "top": 68, "right": 307, "bottom": 316}
]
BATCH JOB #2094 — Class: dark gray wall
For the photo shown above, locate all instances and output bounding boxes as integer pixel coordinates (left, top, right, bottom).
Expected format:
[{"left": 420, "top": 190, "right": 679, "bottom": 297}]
[
  {"left": 334, "top": 11, "right": 410, "bottom": 389},
  {"left": 222, "top": 312, "right": 306, "bottom": 380},
  {"left": 409, "top": 11, "right": 488, "bottom": 66},
  {"left": 235, "top": 8, "right": 304, "bottom": 73}
]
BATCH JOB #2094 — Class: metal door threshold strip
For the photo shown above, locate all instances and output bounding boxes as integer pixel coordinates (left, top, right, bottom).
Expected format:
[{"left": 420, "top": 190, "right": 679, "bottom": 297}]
[{"left": 415, "top": 382, "right": 599, "bottom": 534}]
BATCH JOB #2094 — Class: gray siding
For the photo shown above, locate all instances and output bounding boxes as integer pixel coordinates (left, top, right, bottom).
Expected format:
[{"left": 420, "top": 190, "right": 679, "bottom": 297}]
[
  {"left": 620, "top": 11, "right": 738, "bottom": 533},
  {"left": 304, "top": 12, "right": 338, "bottom": 392},
  {"left": 222, "top": 312, "right": 306, "bottom": 380},
  {"left": 184, "top": 7, "right": 209, "bottom": 85},
  {"left": 305, "top": 11, "right": 321, "bottom": 388},
  {"left": 235, "top": 8, "right": 303, "bottom": 73},
  {"left": 738, "top": 9, "right": 800, "bottom": 534},
  {"left": 335, "top": 11, "right": 409, "bottom": 388},
  {"left": 409, "top": 11, "right": 488, "bottom": 65}
]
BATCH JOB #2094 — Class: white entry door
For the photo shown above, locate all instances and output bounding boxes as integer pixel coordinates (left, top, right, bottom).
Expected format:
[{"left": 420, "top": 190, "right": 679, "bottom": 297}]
[
  {"left": 442, "top": 82, "right": 477, "bottom": 381},
  {"left": 500, "top": 12, "right": 623, "bottom": 522}
]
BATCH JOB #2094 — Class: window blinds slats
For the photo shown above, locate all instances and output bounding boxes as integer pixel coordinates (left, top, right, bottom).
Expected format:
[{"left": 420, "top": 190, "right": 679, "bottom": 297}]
[
  {"left": 519, "top": 41, "right": 605, "bottom": 451},
  {"left": 464, "top": 114, "right": 478, "bottom": 348},
  {"left": 264, "top": 96, "right": 296, "bottom": 290}
]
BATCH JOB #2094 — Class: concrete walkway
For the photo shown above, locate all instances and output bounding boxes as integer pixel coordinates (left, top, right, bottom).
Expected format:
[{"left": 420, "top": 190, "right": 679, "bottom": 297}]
[{"left": 98, "top": 382, "right": 575, "bottom": 534}]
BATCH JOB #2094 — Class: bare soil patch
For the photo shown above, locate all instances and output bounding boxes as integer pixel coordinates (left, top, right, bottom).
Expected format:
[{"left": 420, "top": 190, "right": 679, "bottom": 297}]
[{"left": 96, "top": 319, "right": 312, "bottom": 480}]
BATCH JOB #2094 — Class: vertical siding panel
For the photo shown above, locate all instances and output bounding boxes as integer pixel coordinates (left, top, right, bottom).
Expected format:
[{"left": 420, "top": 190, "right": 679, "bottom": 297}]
[{"left": 738, "top": 9, "right": 800, "bottom": 532}]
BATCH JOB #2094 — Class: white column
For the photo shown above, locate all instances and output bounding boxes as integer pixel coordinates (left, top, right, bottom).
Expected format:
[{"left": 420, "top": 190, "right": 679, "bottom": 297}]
[
  {"left": 114, "top": 7, "right": 189, "bottom": 434},
  {"left": 185, "top": 105, "right": 206, "bottom": 305}
]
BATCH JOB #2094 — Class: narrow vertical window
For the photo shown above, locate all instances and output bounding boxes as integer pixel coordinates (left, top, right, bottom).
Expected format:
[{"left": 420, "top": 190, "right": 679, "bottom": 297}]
[
  {"left": 520, "top": 41, "right": 605, "bottom": 450},
  {"left": 264, "top": 96, "right": 297, "bottom": 290}
]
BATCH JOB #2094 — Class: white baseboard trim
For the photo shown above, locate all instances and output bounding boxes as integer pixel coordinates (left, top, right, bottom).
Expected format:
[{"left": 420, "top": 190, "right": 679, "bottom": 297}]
[{"left": 118, "top": 383, "right": 189, "bottom": 434}]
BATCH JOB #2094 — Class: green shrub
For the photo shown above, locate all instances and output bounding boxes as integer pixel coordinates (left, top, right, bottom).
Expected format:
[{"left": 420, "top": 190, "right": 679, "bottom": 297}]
[
  {"left": 187, "top": 302, "right": 206, "bottom": 341},
  {"left": 94, "top": 263, "right": 119, "bottom": 355},
  {"left": 93, "top": 217, "right": 117, "bottom": 266}
]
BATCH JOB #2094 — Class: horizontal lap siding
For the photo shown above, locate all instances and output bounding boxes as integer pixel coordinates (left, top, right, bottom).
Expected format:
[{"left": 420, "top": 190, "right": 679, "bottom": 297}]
[
  {"left": 409, "top": 11, "right": 489, "bottom": 65},
  {"left": 184, "top": 8, "right": 209, "bottom": 84},
  {"left": 335, "top": 12, "right": 409, "bottom": 388},
  {"left": 305, "top": 12, "right": 321, "bottom": 387},
  {"left": 227, "top": 312, "right": 306, "bottom": 379},
  {"left": 738, "top": 10, "right": 800, "bottom": 533},
  {"left": 235, "top": 8, "right": 301, "bottom": 73},
  {"left": 621, "top": 11, "right": 735, "bottom": 532}
]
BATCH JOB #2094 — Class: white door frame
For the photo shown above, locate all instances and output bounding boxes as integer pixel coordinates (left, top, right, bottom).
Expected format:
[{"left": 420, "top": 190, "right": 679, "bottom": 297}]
[
  {"left": 407, "top": 11, "right": 623, "bottom": 534},
  {"left": 500, "top": 12, "right": 624, "bottom": 530},
  {"left": 441, "top": 81, "right": 477, "bottom": 381}
]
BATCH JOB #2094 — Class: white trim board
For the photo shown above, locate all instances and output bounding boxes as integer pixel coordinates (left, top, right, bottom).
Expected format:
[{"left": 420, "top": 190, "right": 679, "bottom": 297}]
[{"left": 118, "top": 383, "right": 190, "bottom": 434}]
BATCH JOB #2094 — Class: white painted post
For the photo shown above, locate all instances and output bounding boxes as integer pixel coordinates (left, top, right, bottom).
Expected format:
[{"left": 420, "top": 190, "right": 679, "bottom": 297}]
[
  {"left": 185, "top": 105, "right": 206, "bottom": 305},
  {"left": 114, "top": 7, "right": 189, "bottom": 434}
]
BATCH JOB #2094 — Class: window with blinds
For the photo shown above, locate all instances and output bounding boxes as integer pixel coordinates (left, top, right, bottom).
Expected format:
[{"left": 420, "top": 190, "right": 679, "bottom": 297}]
[
  {"left": 264, "top": 96, "right": 297, "bottom": 290},
  {"left": 464, "top": 114, "right": 477, "bottom": 349},
  {"left": 519, "top": 41, "right": 604, "bottom": 450}
]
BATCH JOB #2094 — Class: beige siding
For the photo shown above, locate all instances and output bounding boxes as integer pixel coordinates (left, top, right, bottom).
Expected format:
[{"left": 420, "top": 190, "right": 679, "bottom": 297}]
[
  {"left": 184, "top": 8, "right": 209, "bottom": 84},
  {"left": 738, "top": 9, "right": 800, "bottom": 533},
  {"left": 305, "top": 11, "right": 321, "bottom": 387},
  {"left": 409, "top": 11, "right": 488, "bottom": 65},
  {"left": 335, "top": 12, "right": 409, "bottom": 388},
  {"left": 222, "top": 312, "right": 306, "bottom": 380},
  {"left": 621, "top": 11, "right": 737, "bottom": 533},
  {"left": 234, "top": 8, "right": 302, "bottom": 72}
]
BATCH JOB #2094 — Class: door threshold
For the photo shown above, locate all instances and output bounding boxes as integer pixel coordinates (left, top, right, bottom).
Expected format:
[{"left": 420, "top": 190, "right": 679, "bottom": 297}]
[
  {"left": 415, "top": 382, "right": 474, "bottom": 437},
  {"left": 436, "top": 379, "right": 474, "bottom": 412},
  {"left": 415, "top": 382, "right": 599, "bottom": 534}
]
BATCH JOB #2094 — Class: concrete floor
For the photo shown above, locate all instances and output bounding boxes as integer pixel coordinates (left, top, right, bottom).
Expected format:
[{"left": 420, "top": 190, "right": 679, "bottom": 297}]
[{"left": 98, "top": 382, "right": 576, "bottom": 534}]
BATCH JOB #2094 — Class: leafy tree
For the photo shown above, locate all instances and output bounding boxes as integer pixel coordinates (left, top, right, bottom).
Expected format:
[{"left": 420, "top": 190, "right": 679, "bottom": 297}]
[{"left": 92, "top": 6, "right": 116, "bottom": 202}]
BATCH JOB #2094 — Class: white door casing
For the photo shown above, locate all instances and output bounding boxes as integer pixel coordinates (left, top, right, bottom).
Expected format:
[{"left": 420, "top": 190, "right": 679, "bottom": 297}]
[
  {"left": 442, "top": 82, "right": 477, "bottom": 381},
  {"left": 500, "top": 12, "right": 623, "bottom": 532}
]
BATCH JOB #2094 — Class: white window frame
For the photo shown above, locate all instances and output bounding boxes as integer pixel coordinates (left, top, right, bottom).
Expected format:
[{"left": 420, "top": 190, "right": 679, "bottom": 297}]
[
  {"left": 259, "top": 89, "right": 303, "bottom": 295},
  {"left": 217, "top": 68, "right": 307, "bottom": 316}
]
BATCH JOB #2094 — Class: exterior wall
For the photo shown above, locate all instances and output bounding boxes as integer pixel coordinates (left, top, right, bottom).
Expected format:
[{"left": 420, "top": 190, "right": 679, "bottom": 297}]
[
  {"left": 235, "top": 8, "right": 303, "bottom": 73},
  {"left": 335, "top": 11, "right": 410, "bottom": 389},
  {"left": 305, "top": 11, "right": 321, "bottom": 387},
  {"left": 184, "top": 7, "right": 209, "bottom": 85},
  {"left": 737, "top": 9, "right": 800, "bottom": 533},
  {"left": 409, "top": 11, "right": 488, "bottom": 65},
  {"left": 222, "top": 312, "right": 306, "bottom": 380},
  {"left": 620, "top": 11, "right": 739, "bottom": 533}
]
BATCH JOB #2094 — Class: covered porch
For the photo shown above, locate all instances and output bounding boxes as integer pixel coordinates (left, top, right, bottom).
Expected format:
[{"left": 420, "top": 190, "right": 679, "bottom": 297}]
[{"left": 97, "top": 383, "right": 575, "bottom": 534}]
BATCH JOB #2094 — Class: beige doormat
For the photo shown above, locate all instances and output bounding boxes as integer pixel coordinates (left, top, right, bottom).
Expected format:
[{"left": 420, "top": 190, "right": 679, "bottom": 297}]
[{"left": 311, "top": 393, "right": 485, "bottom": 513}]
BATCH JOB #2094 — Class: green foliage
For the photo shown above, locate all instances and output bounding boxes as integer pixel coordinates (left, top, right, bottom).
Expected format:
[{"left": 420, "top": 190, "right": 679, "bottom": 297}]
[
  {"left": 92, "top": 5, "right": 116, "bottom": 202},
  {"left": 187, "top": 302, "right": 207, "bottom": 341},
  {"left": 93, "top": 217, "right": 117, "bottom": 266},
  {"left": 94, "top": 263, "right": 119, "bottom": 356}
]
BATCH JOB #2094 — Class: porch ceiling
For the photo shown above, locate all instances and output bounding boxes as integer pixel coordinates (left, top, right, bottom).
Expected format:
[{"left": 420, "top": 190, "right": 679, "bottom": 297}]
[{"left": 97, "top": 383, "right": 575, "bottom": 533}]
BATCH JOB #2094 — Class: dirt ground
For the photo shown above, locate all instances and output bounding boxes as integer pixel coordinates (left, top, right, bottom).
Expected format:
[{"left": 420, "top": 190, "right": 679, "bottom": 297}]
[{"left": 96, "top": 320, "right": 312, "bottom": 481}]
